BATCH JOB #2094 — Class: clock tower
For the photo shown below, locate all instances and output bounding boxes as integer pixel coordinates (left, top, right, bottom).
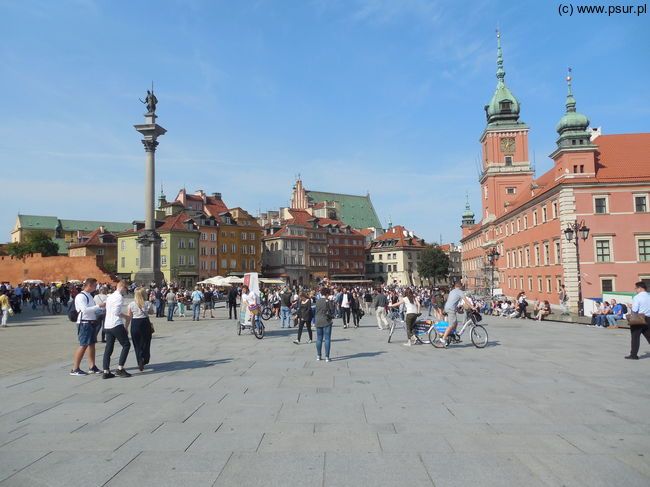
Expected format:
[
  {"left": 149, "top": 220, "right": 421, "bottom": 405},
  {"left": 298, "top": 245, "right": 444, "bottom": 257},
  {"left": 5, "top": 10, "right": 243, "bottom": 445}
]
[{"left": 479, "top": 31, "right": 534, "bottom": 222}]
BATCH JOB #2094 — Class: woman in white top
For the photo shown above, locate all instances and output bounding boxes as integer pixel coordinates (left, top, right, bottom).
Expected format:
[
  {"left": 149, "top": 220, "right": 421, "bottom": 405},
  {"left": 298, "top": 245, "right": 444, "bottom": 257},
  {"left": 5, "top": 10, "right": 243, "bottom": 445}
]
[
  {"left": 94, "top": 286, "right": 109, "bottom": 342},
  {"left": 388, "top": 288, "right": 420, "bottom": 347},
  {"left": 241, "top": 285, "right": 257, "bottom": 325},
  {"left": 127, "top": 287, "right": 155, "bottom": 371}
]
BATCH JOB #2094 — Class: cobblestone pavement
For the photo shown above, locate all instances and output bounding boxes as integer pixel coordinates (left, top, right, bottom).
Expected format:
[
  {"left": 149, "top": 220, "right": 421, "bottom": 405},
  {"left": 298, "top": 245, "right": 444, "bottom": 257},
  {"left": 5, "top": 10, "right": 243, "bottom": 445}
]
[{"left": 0, "top": 307, "right": 649, "bottom": 486}]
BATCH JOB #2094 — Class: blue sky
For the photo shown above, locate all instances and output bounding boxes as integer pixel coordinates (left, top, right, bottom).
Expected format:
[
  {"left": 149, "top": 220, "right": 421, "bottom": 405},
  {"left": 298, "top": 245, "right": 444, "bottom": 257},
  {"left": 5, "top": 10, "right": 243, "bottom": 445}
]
[{"left": 1, "top": 0, "right": 648, "bottom": 244}]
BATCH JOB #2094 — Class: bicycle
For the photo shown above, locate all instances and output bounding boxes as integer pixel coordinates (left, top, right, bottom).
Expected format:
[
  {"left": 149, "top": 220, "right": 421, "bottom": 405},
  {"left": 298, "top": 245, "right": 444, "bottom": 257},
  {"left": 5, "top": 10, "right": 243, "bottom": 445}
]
[
  {"left": 49, "top": 297, "right": 62, "bottom": 315},
  {"left": 387, "top": 308, "right": 405, "bottom": 343},
  {"left": 432, "top": 311, "right": 488, "bottom": 349},
  {"left": 260, "top": 304, "right": 273, "bottom": 321},
  {"left": 237, "top": 307, "right": 265, "bottom": 339}
]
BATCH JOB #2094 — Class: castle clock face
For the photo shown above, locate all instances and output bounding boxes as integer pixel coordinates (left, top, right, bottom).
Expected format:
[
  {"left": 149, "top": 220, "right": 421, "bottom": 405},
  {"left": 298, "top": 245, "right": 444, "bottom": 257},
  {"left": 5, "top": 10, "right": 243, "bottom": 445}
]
[{"left": 500, "top": 137, "right": 515, "bottom": 154}]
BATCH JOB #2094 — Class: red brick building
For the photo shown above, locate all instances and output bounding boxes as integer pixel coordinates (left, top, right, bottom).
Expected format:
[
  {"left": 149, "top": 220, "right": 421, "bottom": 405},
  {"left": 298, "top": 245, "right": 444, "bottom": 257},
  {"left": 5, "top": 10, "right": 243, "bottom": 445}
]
[{"left": 461, "top": 35, "right": 650, "bottom": 312}]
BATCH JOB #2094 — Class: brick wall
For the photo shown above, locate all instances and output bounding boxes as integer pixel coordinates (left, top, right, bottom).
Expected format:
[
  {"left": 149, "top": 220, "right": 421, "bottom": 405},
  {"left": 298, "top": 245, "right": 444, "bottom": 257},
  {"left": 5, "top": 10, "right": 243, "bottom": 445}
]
[{"left": 0, "top": 253, "right": 115, "bottom": 284}]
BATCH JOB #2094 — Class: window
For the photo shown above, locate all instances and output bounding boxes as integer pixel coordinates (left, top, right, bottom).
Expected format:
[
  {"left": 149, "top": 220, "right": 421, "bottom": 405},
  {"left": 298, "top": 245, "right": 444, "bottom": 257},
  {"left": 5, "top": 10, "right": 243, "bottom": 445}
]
[
  {"left": 120, "top": 241, "right": 126, "bottom": 251},
  {"left": 594, "top": 197, "right": 608, "bottom": 214},
  {"left": 537, "top": 277, "right": 542, "bottom": 292},
  {"left": 534, "top": 245, "right": 540, "bottom": 266},
  {"left": 161, "top": 255, "right": 167, "bottom": 266},
  {"left": 528, "top": 276, "right": 533, "bottom": 291},
  {"left": 249, "top": 233, "right": 256, "bottom": 240},
  {"left": 542, "top": 206, "right": 547, "bottom": 223},
  {"left": 595, "top": 239, "right": 611, "bottom": 262},
  {"left": 635, "top": 195, "right": 648, "bottom": 212},
  {"left": 524, "top": 216, "right": 528, "bottom": 229},
  {"left": 552, "top": 201, "right": 558, "bottom": 218},
  {"left": 120, "top": 257, "right": 125, "bottom": 268},
  {"left": 178, "top": 255, "right": 185, "bottom": 265},
  {"left": 601, "top": 278, "right": 614, "bottom": 293},
  {"left": 200, "top": 261, "right": 207, "bottom": 270},
  {"left": 221, "top": 259, "right": 227, "bottom": 269},
  {"left": 554, "top": 240, "right": 561, "bottom": 264},
  {"left": 161, "top": 239, "right": 167, "bottom": 248},
  {"left": 242, "top": 260, "right": 247, "bottom": 270},
  {"left": 250, "top": 245, "right": 255, "bottom": 255},
  {"left": 543, "top": 242, "right": 549, "bottom": 265},
  {"left": 505, "top": 156, "right": 513, "bottom": 166},
  {"left": 506, "top": 187, "right": 516, "bottom": 195},
  {"left": 638, "top": 238, "right": 650, "bottom": 261},
  {"left": 230, "top": 259, "right": 236, "bottom": 269},
  {"left": 533, "top": 211, "right": 538, "bottom": 226},
  {"left": 231, "top": 244, "right": 237, "bottom": 253},
  {"left": 200, "top": 247, "right": 206, "bottom": 256},
  {"left": 546, "top": 278, "right": 552, "bottom": 293},
  {"left": 525, "top": 247, "right": 530, "bottom": 266},
  {"left": 210, "top": 233, "right": 216, "bottom": 241},
  {"left": 210, "top": 247, "right": 216, "bottom": 256},
  {"left": 221, "top": 244, "right": 227, "bottom": 253},
  {"left": 188, "top": 239, "right": 195, "bottom": 249},
  {"left": 189, "top": 256, "right": 195, "bottom": 266},
  {"left": 179, "top": 239, "right": 185, "bottom": 249},
  {"left": 201, "top": 232, "right": 207, "bottom": 241},
  {"left": 96, "top": 248, "right": 104, "bottom": 256}
]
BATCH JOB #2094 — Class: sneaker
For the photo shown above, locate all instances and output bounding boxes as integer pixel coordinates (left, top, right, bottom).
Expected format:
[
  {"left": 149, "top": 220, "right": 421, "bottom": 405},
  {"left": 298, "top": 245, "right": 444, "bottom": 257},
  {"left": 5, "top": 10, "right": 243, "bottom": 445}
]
[
  {"left": 624, "top": 355, "right": 639, "bottom": 360},
  {"left": 316, "top": 356, "right": 322, "bottom": 361},
  {"left": 325, "top": 357, "right": 331, "bottom": 362},
  {"left": 403, "top": 341, "right": 412, "bottom": 347},
  {"left": 306, "top": 339, "right": 312, "bottom": 344},
  {"left": 88, "top": 365, "right": 101, "bottom": 374},
  {"left": 69, "top": 368, "right": 88, "bottom": 376},
  {"left": 115, "top": 369, "right": 132, "bottom": 378},
  {"left": 102, "top": 371, "right": 115, "bottom": 379},
  {"left": 293, "top": 340, "right": 301, "bottom": 345}
]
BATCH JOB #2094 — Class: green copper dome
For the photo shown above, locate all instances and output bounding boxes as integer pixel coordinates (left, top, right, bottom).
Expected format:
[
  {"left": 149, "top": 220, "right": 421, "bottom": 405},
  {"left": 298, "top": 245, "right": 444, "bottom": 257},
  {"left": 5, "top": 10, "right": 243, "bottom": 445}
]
[
  {"left": 556, "top": 72, "right": 589, "bottom": 134},
  {"left": 461, "top": 192, "right": 475, "bottom": 225},
  {"left": 485, "top": 32, "right": 521, "bottom": 125}
]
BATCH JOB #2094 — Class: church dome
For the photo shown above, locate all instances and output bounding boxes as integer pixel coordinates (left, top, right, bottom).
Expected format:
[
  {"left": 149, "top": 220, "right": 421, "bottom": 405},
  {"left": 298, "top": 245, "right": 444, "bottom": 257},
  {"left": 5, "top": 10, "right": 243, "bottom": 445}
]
[
  {"left": 555, "top": 70, "right": 591, "bottom": 142},
  {"left": 485, "top": 32, "right": 521, "bottom": 125}
]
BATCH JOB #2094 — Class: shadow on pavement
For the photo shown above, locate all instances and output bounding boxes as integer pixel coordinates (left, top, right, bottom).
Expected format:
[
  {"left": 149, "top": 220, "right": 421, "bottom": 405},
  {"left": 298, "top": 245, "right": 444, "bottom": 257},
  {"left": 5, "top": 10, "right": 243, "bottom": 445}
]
[
  {"left": 146, "top": 358, "right": 232, "bottom": 374},
  {"left": 331, "top": 351, "right": 386, "bottom": 361}
]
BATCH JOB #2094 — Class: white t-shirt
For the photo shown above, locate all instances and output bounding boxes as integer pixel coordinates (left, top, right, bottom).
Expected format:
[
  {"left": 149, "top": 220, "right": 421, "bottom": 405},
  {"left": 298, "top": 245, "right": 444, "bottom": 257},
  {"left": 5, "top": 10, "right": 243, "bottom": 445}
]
[
  {"left": 404, "top": 296, "right": 419, "bottom": 315},
  {"left": 128, "top": 301, "right": 152, "bottom": 319},
  {"left": 104, "top": 292, "right": 125, "bottom": 330},
  {"left": 75, "top": 291, "right": 100, "bottom": 323},
  {"left": 341, "top": 294, "right": 350, "bottom": 308}
]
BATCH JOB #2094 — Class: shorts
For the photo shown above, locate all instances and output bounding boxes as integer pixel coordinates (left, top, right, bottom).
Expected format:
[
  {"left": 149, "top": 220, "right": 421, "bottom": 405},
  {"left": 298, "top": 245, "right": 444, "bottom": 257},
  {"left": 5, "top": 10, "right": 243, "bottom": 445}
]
[
  {"left": 205, "top": 300, "right": 214, "bottom": 309},
  {"left": 78, "top": 321, "right": 99, "bottom": 346},
  {"left": 445, "top": 310, "right": 459, "bottom": 325}
]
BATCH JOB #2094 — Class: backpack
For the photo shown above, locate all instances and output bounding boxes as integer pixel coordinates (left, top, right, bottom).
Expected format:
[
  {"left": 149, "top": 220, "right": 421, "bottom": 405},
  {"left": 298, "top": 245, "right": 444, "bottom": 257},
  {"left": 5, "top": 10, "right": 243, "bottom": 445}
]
[
  {"left": 619, "top": 303, "right": 628, "bottom": 314},
  {"left": 68, "top": 293, "right": 90, "bottom": 322}
]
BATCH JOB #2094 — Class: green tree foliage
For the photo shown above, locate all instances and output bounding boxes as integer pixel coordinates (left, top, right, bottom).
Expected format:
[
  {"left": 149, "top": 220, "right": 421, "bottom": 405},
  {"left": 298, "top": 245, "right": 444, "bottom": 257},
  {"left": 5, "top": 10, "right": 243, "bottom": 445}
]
[
  {"left": 6, "top": 231, "right": 60, "bottom": 258},
  {"left": 417, "top": 245, "right": 450, "bottom": 286}
]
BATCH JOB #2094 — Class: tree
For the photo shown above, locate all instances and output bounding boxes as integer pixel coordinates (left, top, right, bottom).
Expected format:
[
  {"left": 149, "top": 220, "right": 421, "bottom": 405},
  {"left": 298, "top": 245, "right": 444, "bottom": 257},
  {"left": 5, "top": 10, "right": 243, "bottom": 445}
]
[
  {"left": 6, "top": 231, "right": 60, "bottom": 258},
  {"left": 417, "top": 245, "right": 450, "bottom": 286}
]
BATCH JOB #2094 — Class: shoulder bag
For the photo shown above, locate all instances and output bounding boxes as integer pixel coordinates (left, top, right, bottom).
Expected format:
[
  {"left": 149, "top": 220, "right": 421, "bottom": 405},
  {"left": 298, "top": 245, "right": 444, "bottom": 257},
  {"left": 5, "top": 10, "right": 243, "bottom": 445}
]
[{"left": 628, "top": 312, "right": 647, "bottom": 326}]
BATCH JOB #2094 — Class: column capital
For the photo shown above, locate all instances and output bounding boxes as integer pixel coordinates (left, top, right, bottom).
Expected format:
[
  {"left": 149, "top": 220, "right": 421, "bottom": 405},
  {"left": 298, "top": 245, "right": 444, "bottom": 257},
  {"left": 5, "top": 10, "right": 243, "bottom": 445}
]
[{"left": 142, "top": 139, "right": 159, "bottom": 152}]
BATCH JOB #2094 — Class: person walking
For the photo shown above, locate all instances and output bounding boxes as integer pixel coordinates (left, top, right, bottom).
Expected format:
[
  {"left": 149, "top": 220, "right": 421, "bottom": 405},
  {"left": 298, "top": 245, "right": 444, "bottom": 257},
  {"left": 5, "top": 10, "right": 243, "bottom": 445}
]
[
  {"left": 314, "top": 288, "right": 334, "bottom": 362},
  {"left": 166, "top": 289, "right": 177, "bottom": 321},
  {"left": 0, "top": 291, "right": 11, "bottom": 327},
  {"left": 70, "top": 278, "right": 106, "bottom": 376},
  {"left": 202, "top": 287, "right": 214, "bottom": 319},
  {"left": 363, "top": 290, "right": 373, "bottom": 315},
  {"left": 280, "top": 287, "right": 292, "bottom": 328},
  {"left": 102, "top": 280, "right": 132, "bottom": 379},
  {"left": 340, "top": 288, "right": 352, "bottom": 328},
  {"left": 351, "top": 291, "right": 362, "bottom": 328},
  {"left": 559, "top": 285, "right": 570, "bottom": 315},
  {"left": 625, "top": 281, "right": 650, "bottom": 360},
  {"left": 176, "top": 289, "right": 186, "bottom": 317},
  {"left": 227, "top": 285, "right": 239, "bottom": 320},
  {"left": 373, "top": 289, "right": 389, "bottom": 330},
  {"left": 191, "top": 286, "right": 203, "bottom": 321},
  {"left": 293, "top": 292, "right": 313, "bottom": 344},
  {"left": 128, "top": 287, "right": 155, "bottom": 371},
  {"left": 94, "top": 286, "right": 109, "bottom": 342},
  {"left": 389, "top": 289, "right": 420, "bottom": 346}
]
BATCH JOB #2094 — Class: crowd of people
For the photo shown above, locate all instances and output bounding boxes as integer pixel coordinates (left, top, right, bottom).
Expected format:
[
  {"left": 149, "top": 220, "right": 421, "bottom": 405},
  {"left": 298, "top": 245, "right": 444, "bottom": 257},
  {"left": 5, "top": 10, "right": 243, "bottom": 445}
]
[{"left": 1, "top": 277, "right": 649, "bottom": 368}]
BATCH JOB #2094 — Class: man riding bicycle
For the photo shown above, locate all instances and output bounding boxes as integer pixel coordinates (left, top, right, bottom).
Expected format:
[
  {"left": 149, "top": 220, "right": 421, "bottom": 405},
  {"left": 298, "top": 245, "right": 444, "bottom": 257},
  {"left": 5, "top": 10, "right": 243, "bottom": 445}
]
[{"left": 439, "top": 281, "right": 475, "bottom": 347}]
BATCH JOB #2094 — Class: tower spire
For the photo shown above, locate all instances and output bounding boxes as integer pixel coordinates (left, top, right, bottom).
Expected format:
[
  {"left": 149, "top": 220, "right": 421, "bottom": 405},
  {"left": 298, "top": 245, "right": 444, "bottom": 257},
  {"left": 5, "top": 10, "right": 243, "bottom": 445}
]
[
  {"left": 565, "top": 67, "right": 577, "bottom": 112},
  {"left": 496, "top": 29, "right": 505, "bottom": 84}
]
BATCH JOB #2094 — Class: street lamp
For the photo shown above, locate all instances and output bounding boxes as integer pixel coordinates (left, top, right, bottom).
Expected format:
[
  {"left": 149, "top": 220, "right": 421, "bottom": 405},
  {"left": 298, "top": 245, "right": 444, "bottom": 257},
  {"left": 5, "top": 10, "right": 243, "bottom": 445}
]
[
  {"left": 486, "top": 247, "right": 500, "bottom": 298},
  {"left": 563, "top": 220, "right": 590, "bottom": 316}
]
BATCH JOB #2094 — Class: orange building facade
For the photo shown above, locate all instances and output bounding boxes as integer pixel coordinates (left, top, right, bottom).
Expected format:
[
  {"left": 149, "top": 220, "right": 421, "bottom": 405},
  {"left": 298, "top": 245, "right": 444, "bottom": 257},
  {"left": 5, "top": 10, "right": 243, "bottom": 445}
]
[{"left": 461, "top": 34, "right": 650, "bottom": 312}]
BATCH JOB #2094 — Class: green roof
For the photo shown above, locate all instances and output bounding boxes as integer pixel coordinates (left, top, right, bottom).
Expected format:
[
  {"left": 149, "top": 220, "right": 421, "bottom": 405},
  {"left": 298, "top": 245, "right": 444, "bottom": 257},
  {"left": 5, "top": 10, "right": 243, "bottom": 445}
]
[
  {"left": 306, "top": 191, "right": 382, "bottom": 229},
  {"left": 52, "top": 238, "right": 69, "bottom": 255},
  {"left": 17, "top": 214, "right": 131, "bottom": 233}
]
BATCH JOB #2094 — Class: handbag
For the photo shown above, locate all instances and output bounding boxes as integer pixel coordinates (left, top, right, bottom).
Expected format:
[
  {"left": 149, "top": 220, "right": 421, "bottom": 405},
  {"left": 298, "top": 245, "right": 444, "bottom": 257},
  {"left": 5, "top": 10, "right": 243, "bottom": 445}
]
[{"left": 627, "top": 312, "right": 647, "bottom": 326}]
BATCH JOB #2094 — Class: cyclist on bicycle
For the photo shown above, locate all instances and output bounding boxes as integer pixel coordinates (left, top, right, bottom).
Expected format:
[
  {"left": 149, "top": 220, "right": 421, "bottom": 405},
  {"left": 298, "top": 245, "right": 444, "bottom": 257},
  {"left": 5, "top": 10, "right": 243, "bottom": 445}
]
[{"left": 439, "top": 282, "right": 474, "bottom": 347}]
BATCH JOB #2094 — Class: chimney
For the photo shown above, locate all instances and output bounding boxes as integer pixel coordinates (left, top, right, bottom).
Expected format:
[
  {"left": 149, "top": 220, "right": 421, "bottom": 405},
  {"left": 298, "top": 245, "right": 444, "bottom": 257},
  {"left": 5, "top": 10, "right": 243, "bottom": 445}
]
[
  {"left": 99, "top": 225, "right": 105, "bottom": 233},
  {"left": 212, "top": 192, "right": 222, "bottom": 199}
]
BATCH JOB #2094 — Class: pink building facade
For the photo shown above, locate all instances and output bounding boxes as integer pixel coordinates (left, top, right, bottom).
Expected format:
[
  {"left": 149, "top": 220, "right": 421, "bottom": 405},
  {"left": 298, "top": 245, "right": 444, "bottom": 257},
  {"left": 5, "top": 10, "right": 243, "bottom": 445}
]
[{"left": 461, "top": 35, "right": 650, "bottom": 312}]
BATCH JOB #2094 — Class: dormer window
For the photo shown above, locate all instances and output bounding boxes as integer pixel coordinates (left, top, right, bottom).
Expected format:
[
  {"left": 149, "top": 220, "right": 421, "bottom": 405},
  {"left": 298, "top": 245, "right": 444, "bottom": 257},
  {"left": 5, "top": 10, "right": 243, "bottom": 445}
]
[{"left": 500, "top": 100, "right": 511, "bottom": 111}]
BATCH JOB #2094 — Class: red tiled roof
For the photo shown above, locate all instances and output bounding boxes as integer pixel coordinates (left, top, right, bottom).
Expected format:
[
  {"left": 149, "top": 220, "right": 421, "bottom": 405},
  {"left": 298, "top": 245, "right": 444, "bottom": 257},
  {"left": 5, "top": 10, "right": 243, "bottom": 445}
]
[
  {"left": 372, "top": 225, "right": 425, "bottom": 248},
  {"left": 68, "top": 227, "right": 117, "bottom": 248},
  {"left": 158, "top": 212, "right": 198, "bottom": 232},
  {"left": 358, "top": 228, "right": 374, "bottom": 237}
]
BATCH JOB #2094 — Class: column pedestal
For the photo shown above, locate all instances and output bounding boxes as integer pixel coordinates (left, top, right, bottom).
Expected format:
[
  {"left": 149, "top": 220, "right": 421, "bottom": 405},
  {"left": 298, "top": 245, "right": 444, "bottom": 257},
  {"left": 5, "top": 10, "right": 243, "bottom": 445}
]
[{"left": 134, "top": 230, "right": 164, "bottom": 286}]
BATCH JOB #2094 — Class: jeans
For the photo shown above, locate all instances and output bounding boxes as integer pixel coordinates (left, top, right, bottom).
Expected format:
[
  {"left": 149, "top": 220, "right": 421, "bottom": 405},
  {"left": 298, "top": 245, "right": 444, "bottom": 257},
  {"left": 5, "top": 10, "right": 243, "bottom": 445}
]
[
  {"left": 606, "top": 314, "right": 623, "bottom": 326},
  {"left": 595, "top": 314, "right": 609, "bottom": 327},
  {"left": 341, "top": 307, "right": 351, "bottom": 326},
  {"left": 167, "top": 303, "right": 176, "bottom": 321},
  {"left": 281, "top": 306, "right": 290, "bottom": 327},
  {"left": 192, "top": 302, "right": 201, "bottom": 320},
  {"left": 131, "top": 317, "right": 152, "bottom": 366},
  {"left": 316, "top": 325, "right": 332, "bottom": 358},
  {"left": 103, "top": 324, "right": 130, "bottom": 371}
]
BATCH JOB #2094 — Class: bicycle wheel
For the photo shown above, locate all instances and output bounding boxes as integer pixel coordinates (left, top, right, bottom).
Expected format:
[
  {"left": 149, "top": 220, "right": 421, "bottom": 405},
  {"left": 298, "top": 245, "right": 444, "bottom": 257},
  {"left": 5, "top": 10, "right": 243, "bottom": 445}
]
[
  {"left": 261, "top": 307, "right": 272, "bottom": 321},
  {"left": 254, "top": 319, "right": 265, "bottom": 339},
  {"left": 429, "top": 328, "right": 445, "bottom": 348},
  {"left": 412, "top": 322, "right": 431, "bottom": 344},
  {"left": 470, "top": 325, "right": 488, "bottom": 348}
]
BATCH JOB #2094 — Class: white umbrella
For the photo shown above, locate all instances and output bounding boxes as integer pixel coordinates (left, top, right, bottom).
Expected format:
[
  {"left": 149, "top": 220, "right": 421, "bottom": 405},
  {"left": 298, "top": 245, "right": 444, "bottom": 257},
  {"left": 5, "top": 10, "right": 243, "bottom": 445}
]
[{"left": 224, "top": 276, "right": 244, "bottom": 284}]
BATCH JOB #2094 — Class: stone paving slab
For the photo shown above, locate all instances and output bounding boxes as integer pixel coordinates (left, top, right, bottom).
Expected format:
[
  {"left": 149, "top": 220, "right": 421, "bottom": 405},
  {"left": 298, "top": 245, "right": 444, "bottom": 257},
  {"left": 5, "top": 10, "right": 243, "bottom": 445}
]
[{"left": 0, "top": 308, "right": 649, "bottom": 486}]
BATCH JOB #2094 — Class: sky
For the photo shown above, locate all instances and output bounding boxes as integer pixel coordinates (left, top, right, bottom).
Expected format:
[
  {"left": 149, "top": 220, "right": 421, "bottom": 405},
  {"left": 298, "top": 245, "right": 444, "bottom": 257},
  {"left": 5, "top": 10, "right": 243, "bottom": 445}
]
[{"left": 1, "top": 0, "right": 648, "bottom": 244}]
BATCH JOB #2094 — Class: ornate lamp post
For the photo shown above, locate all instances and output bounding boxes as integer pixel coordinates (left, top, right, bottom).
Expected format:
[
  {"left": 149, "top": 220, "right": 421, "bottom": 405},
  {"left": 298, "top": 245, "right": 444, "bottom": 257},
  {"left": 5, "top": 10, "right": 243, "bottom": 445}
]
[
  {"left": 486, "top": 247, "right": 500, "bottom": 297},
  {"left": 563, "top": 220, "right": 590, "bottom": 316}
]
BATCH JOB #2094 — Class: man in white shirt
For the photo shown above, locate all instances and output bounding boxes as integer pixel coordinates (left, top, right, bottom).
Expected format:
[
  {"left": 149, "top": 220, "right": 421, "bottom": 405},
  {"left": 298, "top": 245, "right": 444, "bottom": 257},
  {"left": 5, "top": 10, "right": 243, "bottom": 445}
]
[
  {"left": 102, "top": 280, "right": 132, "bottom": 379},
  {"left": 626, "top": 281, "right": 650, "bottom": 360},
  {"left": 70, "top": 278, "right": 106, "bottom": 376}
]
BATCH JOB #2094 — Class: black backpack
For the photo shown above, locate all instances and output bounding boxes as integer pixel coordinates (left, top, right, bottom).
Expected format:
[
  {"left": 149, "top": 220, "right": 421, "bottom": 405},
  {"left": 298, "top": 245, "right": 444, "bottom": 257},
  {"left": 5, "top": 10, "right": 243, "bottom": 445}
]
[
  {"left": 68, "top": 293, "right": 90, "bottom": 322},
  {"left": 619, "top": 303, "right": 628, "bottom": 314}
]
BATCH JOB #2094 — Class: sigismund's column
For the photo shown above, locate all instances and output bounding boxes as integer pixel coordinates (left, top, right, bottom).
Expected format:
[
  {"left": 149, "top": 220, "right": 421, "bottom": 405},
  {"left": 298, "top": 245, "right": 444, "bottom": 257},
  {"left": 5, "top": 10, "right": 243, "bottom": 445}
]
[{"left": 133, "top": 87, "right": 166, "bottom": 286}]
